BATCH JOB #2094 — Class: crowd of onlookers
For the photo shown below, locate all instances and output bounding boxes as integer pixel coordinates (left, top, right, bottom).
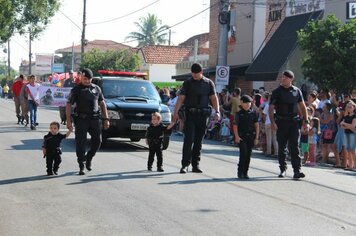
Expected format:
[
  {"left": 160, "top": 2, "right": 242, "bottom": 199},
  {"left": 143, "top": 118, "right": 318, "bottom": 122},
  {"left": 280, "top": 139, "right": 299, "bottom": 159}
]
[{"left": 158, "top": 85, "right": 356, "bottom": 171}]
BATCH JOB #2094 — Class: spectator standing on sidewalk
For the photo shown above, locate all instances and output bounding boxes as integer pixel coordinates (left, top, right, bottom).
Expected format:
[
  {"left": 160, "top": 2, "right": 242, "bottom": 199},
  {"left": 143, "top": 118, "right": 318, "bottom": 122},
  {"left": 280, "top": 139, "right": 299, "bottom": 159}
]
[
  {"left": 12, "top": 75, "right": 25, "bottom": 124},
  {"left": 3, "top": 83, "right": 9, "bottom": 99},
  {"left": 263, "top": 92, "right": 278, "bottom": 157},
  {"left": 269, "top": 70, "right": 309, "bottom": 179}
]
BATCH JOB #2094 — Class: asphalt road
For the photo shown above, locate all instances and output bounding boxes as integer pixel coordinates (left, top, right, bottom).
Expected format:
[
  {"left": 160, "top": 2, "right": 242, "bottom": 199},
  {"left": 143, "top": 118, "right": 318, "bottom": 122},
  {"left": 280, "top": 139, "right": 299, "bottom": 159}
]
[{"left": 0, "top": 98, "right": 355, "bottom": 236}]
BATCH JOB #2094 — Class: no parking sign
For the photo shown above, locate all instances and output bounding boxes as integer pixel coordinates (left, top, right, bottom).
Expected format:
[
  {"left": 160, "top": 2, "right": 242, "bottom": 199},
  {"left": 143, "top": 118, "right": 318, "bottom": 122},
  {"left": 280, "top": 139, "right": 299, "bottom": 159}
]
[{"left": 215, "top": 66, "right": 230, "bottom": 86}]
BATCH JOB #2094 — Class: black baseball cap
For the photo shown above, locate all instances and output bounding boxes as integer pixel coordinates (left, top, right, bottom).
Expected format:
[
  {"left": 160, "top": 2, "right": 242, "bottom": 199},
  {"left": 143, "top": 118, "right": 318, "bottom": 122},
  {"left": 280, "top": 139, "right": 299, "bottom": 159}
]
[
  {"left": 191, "top": 63, "right": 203, "bottom": 73},
  {"left": 241, "top": 95, "right": 253, "bottom": 103},
  {"left": 81, "top": 68, "right": 93, "bottom": 79},
  {"left": 283, "top": 70, "right": 294, "bottom": 79}
]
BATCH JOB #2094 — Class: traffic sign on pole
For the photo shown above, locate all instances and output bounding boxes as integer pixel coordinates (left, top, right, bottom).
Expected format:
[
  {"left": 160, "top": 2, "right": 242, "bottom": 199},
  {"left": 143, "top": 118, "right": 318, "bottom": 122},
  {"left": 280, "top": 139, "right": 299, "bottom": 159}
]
[{"left": 215, "top": 65, "right": 230, "bottom": 86}]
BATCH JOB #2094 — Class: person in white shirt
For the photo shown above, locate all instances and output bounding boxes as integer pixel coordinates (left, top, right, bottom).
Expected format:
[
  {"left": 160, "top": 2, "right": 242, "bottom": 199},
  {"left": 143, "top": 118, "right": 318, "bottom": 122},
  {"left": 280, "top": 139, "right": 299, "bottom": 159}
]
[
  {"left": 26, "top": 75, "right": 40, "bottom": 130},
  {"left": 262, "top": 92, "right": 278, "bottom": 156}
]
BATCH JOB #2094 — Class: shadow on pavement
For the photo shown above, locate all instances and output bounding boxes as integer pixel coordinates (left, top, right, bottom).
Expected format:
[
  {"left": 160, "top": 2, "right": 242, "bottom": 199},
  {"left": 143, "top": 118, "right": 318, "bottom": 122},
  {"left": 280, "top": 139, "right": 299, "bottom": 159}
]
[
  {"left": 158, "top": 176, "right": 288, "bottom": 185},
  {"left": 10, "top": 139, "right": 44, "bottom": 150},
  {"left": 100, "top": 140, "right": 148, "bottom": 152},
  {"left": 66, "top": 169, "right": 177, "bottom": 185},
  {"left": 0, "top": 172, "right": 77, "bottom": 185}
]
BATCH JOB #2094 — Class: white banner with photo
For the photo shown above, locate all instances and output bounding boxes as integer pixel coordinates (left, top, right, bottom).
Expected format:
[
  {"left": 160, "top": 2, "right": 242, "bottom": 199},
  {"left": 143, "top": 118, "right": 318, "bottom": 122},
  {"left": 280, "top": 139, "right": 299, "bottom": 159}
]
[{"left": 39, "top": 83, "right": 71, "bottom": 107}]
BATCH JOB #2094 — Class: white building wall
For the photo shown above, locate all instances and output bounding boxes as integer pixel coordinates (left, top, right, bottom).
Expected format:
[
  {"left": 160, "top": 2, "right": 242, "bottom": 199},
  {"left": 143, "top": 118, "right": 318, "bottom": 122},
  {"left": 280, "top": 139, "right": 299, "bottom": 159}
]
[
  {"left": 253, "top": 1, "right": 267, "bottom": 58},
  {"left": 148, "top": 64, "right": 176, "bottom": 82},
  {"left": 252, "top": 1, "right": 267, "bottom": 90}
]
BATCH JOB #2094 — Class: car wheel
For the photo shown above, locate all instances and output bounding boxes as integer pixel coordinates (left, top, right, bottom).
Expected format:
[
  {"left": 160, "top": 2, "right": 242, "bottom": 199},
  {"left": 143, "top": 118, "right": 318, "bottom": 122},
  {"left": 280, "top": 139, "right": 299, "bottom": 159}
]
[
  {"left": 162, "top": 136, "right": 170, "bottom": 150},
  {"left": 130, "top": 138, "right": 141, "bottom": 142}
]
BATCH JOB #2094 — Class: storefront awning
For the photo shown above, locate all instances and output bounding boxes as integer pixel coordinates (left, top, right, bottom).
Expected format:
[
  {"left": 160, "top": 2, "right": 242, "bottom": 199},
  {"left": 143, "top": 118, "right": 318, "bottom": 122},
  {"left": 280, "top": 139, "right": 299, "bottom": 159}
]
[
  {"left": 172, "top": 64, "right": 250, "bottom": 81},
  {"left": 245, "top": 10, "right": 324, "bottom": 81}
]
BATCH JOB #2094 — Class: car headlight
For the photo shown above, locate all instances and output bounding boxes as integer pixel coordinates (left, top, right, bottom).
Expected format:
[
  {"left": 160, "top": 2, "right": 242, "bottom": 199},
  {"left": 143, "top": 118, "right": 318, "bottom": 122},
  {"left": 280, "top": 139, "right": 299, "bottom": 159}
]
[
  {"left": 108, "top": 110, "right": 121, "bottom": 119},
  {"left": 161, "top": 112, "right": 171, "bottom": 122}
]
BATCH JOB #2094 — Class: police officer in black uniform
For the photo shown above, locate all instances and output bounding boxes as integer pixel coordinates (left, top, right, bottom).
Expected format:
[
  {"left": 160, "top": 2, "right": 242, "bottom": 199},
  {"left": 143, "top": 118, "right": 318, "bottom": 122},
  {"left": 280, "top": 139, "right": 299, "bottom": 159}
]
[
  {"left": 66, "top": 68, "right": 110, "bottom": 175},
  {"left": 268, "top": 70, "right": 309, "bottom": 179},
  {"left": 169, "top": 63, "right": 220, "bottom": 174},
  {"left": 233, "top": 95, "right": 259, "bottom": 179}
]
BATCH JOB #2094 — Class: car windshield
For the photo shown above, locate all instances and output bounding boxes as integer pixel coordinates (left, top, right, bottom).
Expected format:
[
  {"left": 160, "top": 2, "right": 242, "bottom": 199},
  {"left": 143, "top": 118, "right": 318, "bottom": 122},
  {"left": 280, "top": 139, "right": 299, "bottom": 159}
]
[{"left": 102, "top": 79, "right": 161, "bottom": 101}]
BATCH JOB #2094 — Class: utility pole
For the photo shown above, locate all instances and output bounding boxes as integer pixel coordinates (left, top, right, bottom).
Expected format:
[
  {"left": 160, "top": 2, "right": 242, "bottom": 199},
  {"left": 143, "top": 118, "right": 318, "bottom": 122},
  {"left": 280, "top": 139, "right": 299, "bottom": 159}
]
[
  {"left": 7, "top": 40, "right": 10, "bottom": 79},
  {"left": 81, "top": 0, "right": 87, "bottom": 60},
  {"left": 217, "top": 0, "right": 230, "bottom": 66},
  {"left": 29, "top": 30, "right": 32, "bottom": 74}
]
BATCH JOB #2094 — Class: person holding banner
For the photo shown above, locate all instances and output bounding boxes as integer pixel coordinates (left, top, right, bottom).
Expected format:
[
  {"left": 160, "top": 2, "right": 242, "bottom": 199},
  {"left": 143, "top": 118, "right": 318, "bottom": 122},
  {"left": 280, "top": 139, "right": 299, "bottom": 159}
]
[
  {"left": 26, "top": 75, "right": 40, "bottom": 130},
  {"left": 59, "top": 70, "right": 76, "bottom": 124},
  {"left": 66, "top": 68, "right": 110, "bottom": 175}
]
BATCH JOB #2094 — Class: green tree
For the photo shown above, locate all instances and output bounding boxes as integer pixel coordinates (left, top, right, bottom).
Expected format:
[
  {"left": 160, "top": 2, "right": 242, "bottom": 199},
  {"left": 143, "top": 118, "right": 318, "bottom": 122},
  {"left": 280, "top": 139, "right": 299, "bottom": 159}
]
[
  {"left": 126, "top": 13, "right": 169, "bottom": 47},
  {"left": 0, "top": 0, "right": 60, "bottom": 43},
  {"left": 297, "top": 15, "right": 356, "bottom": 93},
  {"left": 80, "top": 48, "right": 141, "bottom": 76}
]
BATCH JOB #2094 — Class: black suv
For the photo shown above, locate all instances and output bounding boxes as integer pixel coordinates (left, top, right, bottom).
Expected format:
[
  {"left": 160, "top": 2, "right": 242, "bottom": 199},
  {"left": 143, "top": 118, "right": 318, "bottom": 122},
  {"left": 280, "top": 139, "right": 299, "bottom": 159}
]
[{"left": 92, "top": 72, "right": 171, "bottom": 149}]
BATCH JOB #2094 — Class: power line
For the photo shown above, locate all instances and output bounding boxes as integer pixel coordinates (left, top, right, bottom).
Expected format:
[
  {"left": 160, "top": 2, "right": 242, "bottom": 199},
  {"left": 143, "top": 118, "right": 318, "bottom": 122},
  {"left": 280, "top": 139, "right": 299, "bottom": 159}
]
[
  {"left": 87, "top": 0, "right": 161, "bottom": 25},
  {"left": 58, "top": 9, "right": 82, "bottom": 31}
]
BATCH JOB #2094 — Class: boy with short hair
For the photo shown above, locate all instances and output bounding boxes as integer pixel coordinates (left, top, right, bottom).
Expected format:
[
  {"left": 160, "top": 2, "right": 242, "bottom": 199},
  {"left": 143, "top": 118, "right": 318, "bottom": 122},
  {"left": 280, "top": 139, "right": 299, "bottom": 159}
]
[
  {"left": 233, "top": 95, "right": 259, "bottom": 179},
  {"left": 146, "top": 112, "right": 170, "bottom": 172},
  {"left": 42, "top": 121, "right": 71, "bottom": 175}
]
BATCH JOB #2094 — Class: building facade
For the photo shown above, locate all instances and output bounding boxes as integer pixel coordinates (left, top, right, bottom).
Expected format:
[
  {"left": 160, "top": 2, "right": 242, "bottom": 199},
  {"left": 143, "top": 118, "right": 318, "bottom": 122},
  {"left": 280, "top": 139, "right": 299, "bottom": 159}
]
[{"left": 209, "top": 0, "right": 352, "bottom": 94}]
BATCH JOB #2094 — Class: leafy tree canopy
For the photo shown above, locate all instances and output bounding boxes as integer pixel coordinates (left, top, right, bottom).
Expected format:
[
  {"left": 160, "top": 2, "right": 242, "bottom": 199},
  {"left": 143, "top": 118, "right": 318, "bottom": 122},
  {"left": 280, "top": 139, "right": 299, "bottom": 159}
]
[
  {"left": 0, "top": 0, "right": 60, "bottom": 43},
  {"left": 297, "top": 15, "right": 356, "bottom": 93},
  {"left": 126, "top": 13, "right": 169, "bottom": 47},
  {"left": 80, "top": 48, "right": 141, "bottom": 76}
]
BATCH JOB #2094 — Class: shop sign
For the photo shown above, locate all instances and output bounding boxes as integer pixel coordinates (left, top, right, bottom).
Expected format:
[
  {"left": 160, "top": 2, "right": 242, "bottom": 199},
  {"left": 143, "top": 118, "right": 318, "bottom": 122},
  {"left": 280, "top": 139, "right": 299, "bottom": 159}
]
[
  {"left": 286, "top": 0, "right": 325, "bottom": 17},
  {"left": 347, "top": 2, "right": 356, "bottom": 19}
]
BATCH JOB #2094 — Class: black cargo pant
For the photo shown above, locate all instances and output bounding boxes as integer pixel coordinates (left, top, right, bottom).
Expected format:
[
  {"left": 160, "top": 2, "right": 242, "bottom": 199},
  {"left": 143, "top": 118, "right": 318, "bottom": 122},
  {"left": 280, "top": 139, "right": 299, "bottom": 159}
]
[
  {"left": 75, "top": 117, "right": 101, "bottom": 170},
  {"left": 148, "top": 140, "right": 163, "bottom": 168},
  {"left": 276, "top": 119, "right": 301, "bottom": 173},
  {"left": 182, "top": 112, "right": 209, "bottom": 168},
  {"left": 238, "top": 135, "right": 254, "bottom": 175},
  {"left": 46, "top": 154, "right": 61, "bottom": 174}
]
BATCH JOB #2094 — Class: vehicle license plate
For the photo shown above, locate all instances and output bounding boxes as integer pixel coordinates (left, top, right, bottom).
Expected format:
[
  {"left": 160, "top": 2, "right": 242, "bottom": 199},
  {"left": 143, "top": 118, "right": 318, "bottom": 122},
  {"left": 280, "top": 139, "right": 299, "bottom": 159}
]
[{"left": 131, "top": 123, "right": 149, "bottom": 130}]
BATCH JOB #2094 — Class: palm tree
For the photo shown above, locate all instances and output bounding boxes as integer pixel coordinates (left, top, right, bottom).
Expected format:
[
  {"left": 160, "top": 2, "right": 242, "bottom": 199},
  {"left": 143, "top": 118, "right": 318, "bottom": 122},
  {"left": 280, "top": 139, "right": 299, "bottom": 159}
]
[{"left": 126, "top": 13, "right": 169, "bottom": 47}]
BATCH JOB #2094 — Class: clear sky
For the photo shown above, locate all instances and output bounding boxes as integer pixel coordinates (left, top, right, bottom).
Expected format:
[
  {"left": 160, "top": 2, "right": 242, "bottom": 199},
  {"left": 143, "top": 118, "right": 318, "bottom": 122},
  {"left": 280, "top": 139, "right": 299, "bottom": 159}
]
[{"left": 5, "top": 0, "right": 210, "bottom": 70}]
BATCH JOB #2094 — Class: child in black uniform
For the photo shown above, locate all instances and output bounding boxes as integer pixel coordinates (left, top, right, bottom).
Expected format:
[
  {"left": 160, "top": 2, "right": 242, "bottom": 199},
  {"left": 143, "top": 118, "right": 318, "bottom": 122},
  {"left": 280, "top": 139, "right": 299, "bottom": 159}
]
[
  {"left": 42, "top": 121, "right": 72, "bottom": 175},
  {"left": 233, "top": 95, "right": 259, "bottom": 179},
  {"left": 146, "top": 112, "right": 170, "bottom": 172}
]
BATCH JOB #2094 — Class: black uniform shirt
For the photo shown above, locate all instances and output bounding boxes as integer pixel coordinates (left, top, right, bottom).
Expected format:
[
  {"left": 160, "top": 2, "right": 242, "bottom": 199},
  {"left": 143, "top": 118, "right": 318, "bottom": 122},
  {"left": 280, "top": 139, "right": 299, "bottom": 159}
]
[
  {"left": 270, "top": 85, "right": 303, "bottom": 118},
  {"left": 42, "top": 132, "right": 66, "bottom": 156},
  {"left": 180, "top": 77, "right": 216, "bottom": 108},
  {"left": 146, "top": 123, "right": 167, "bottom": 140},
  {"left": 63, "top": 78, "right": 76, "bottom": 88},
  {"left": 67, "top": 83, "right": 104, "bottom": 116},
  {"left": 235, "top": 108, "right": 258, "bottom": 138}
]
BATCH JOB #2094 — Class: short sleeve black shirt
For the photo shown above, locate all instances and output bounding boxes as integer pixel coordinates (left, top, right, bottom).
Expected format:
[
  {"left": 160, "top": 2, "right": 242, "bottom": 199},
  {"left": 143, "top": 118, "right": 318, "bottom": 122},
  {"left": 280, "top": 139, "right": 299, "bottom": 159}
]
[
  {"left": 42, "top": 132, "right": 66, "bottom": 156},
  {"left": 180, "top": 77, "right": 216, "bottom": 108},
  {"left": 270, "top": 85, "right": 304, "bottom": 117},
  {"left": 343, "top": 114, "right": 356, "bottom": 134},
  {"left": 67, "top": 83, "right": 104, "bottom": 115},
  {"left": 235, "top": 108, "right": 258, "bottom": 138}
]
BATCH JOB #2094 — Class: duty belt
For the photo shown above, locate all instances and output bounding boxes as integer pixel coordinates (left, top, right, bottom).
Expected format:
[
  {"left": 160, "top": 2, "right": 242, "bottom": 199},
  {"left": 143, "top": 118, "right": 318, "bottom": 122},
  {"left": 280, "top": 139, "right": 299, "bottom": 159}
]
[
  {"left": 276, "top": 115, "right": 299, "bottom": 121},
  {"left": 75, "top": 113, "right": 99, "bottom": 119},
  {"left": 187, "top": 107, "right": 211, "bottom": 114}
]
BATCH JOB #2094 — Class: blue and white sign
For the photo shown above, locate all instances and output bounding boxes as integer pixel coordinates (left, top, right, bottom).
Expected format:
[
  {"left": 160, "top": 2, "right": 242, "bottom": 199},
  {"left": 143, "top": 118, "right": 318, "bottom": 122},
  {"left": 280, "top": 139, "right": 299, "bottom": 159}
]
[
  {"left": 51, "top": 63, "right": 65, "bottom": 73},
  {"left": 215, "top": 66, "right": 230, "bottom": 86},
  {"left": 347, "top": 2, "right": 356, "bottom": 19}
]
